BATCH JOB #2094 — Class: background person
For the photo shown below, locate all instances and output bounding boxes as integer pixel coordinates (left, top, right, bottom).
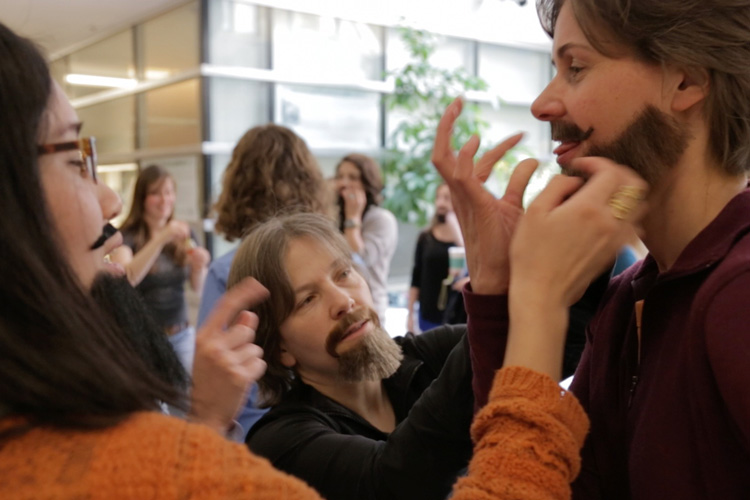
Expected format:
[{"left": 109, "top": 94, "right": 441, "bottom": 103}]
[
  {"left": 110, "top": 165, "right": 210, "bottom": 374},
  {"left": 334, "top": 153, "right": 398, "bottom": 324},
  {"left": 407, "top": 183, "right": 464, "bottom": 333}
]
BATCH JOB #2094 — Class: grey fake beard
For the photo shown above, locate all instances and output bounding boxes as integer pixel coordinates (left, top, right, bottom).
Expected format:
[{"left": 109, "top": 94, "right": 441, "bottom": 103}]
[{"left": 336, "top": 326, "right": 403, "bottom": 383}]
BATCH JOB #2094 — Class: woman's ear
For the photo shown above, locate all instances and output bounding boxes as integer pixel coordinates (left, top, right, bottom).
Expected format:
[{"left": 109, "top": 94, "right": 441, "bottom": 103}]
[
  {"left": 279, "top": 342, "right": 296, "bottom": 368},
  {"left": 672, "top": 67, "right": 710, "bottom": 112}
]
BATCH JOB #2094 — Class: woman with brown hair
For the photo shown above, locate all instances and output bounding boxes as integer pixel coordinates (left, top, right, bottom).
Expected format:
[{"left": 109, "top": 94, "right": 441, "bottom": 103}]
[
  {"left": 334, "top": 153, "right": 398, "bottom": 324},
  {"left": 111, "top": 164, "right": 211, "bottom": 375}
]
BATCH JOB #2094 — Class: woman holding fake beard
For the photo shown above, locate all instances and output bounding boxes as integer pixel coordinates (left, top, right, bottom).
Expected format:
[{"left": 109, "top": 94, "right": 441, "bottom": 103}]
[
  {"left": 111, "top": 165, "right": 210, "bottom": 374},
  {"left": 407, "top": 183, "right": 466, "bottom": 333}
]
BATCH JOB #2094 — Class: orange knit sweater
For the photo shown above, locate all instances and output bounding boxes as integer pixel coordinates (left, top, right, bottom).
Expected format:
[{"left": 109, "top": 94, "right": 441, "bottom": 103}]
[
  {"left": 0, "top": 367, "right": 587, "bottom": 500},
  {"left": 452, "top": 366, "right": 590, "bottom": 500},
  {"left": 0, "top": 412, "right": 321, "bottom": 499}
]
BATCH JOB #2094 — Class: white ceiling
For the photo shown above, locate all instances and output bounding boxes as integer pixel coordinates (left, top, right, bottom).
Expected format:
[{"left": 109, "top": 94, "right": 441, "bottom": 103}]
[{"left": 0, "top": 0, "right": 187, "bottom": 57}]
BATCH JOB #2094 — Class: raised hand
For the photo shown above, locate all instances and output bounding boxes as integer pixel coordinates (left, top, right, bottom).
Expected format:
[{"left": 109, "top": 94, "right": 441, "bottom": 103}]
[
  {"left": 432, "top": 97, "right": 538, "bottom": 294},
  {"left": 340, "top": 186, "right": 367, "bottom": 222},
  {"left": 189, "top": 277, "right": 269, "bottom": 435}
]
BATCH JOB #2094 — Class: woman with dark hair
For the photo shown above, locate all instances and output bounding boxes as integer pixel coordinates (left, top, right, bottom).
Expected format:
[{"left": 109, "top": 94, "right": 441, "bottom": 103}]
[
  {"left": 334, "top": 153, "right": 398, "bottom": 323},
  {"left": 111, "top": 164, "right": 211, "bottom": 374},
  {"left": 0, "top": 21, "right": 319, "bottom": 498}
]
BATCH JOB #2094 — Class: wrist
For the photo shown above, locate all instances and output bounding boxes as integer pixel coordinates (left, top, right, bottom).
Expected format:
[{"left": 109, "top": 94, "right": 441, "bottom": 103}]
[
  {"left": 343, "top": 218, "right": 361, "bottom": 229},
  {"left": 471, "top": 273, "right": 509, "bottom": 295},
  {"left": 187, "top": 409, "right": 231, "bottom": 435}
]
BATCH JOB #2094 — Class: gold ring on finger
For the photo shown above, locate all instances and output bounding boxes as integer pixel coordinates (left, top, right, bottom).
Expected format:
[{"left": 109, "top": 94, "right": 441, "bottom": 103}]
[{"left": 608, "top": 185, "right": 646, "bottom": 220}]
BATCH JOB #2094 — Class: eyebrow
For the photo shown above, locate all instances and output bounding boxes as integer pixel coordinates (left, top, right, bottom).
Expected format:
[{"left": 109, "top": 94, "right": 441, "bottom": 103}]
[
  {"left": 52, "top": 121, "right": 83, "bottom": 140},
  {"left": 292, "top": 255, "right": 351, "bottom": 296},
  {"left": 551, "top": 42, "right": 590, "bottom": 66}
]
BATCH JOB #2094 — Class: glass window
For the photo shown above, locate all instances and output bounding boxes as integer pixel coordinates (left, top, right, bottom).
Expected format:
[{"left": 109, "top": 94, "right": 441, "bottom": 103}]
[
  {"left": 140, "top": 1, "right": 200, "bottom": 81},
  {"left": 275, "top": 84, "right": 381, "bottom": 151},
  {"left": 386, "top": 30, "right": 473, "bottom": 75},
  {"left": 152, "top": 156, "right": 204, "bottom": 223},
  {"left": 478, "top": 44, "right": 550, "bottom": 105},
  {"left": 207, "top": 0, "right": 270, "bottom": 68},
  {"left": 479, "top": 101, "right": 555, "bottom": 203},
  {"left": 208, "top": 78, "right": 271, "bottom": 143},
  {"left": 139, "top": 79, "right": 202, "bottom": 149},
  {"left": 99, "top": 163, "right": 139, "bottom": 227},
  {"left": 77, "top": 96, "right": 136, "bottom": 154},
  {"left": 273, "top": 10, "right": 384, "bottom": 81},
  {"left": 66, "top": 30, "right": 135, "bottom": 99}
]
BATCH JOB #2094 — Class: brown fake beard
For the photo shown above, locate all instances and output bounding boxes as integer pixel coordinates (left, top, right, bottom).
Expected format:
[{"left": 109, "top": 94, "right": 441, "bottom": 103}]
[{"left": 553, "top": 104, "right": 689, "bottom": 186}]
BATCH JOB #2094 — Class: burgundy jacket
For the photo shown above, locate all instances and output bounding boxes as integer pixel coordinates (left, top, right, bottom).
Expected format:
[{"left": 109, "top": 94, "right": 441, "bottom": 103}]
[{"left": 466, "top": 189, "right": 750, "bottom": 500}]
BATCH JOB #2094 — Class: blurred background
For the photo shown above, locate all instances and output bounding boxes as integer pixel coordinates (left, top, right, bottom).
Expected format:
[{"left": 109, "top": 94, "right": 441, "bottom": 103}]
[{"left": 3, "top": 0, "right": 556, "bottom": 335}]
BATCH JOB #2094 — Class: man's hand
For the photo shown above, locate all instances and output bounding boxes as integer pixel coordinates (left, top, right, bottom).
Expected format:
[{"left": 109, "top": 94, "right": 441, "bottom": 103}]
[
  {"left": 432, "top": 97, "right": 538, "bottom": 294},
  {"left": 188, "top": 277, "right": 269, "bottom": 435}
]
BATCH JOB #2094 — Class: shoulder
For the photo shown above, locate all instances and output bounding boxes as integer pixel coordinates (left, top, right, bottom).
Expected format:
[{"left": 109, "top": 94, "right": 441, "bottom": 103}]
[
  {"left": 1, "top": 412, "right": 319, "bottom": 499},
  {"left": 103, "top": 413, "right": 319, "bottom": 498},
  {"left": 247, "top": 392, "right": 350, "bottom": 455},
  {"left": 692, "top": 233, "right": 750, "bottom": 320},
  {"left": 119, "top": 227, "right": 137, "bottom": 249},
  {"left": 207, "top": 249, "right": 236, "bottom": 279},
  {"left": 363, "top": 206, "right": 398, "bottom": 230}
]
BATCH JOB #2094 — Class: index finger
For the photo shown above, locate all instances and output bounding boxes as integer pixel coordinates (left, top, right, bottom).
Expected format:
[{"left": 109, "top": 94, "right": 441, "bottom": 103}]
[
  {"left": 432, "top": 98, "right": 463, "bottom": 179},
  {"left": 200, "top": 277, "right": 269, "bottom": 335}
]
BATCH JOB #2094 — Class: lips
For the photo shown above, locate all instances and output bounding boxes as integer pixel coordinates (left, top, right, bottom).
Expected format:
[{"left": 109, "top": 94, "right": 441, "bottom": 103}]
[
  {"left": 553, "top": 141, "right": 582, "bottom": 165},
  {"left": 341, "top": 320, "right": 369, "bottom": 342}
]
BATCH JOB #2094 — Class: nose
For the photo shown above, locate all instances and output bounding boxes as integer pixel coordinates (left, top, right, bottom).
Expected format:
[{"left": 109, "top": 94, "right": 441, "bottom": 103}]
[
  {"left": 98, "top": 182, "right": 122, "bottom": 222},
  {"left": 531, "top": 77, "right": 566, "bottom": 122},
  {"left": 330, "top": 285, "right": 355, "bottom": 320}
]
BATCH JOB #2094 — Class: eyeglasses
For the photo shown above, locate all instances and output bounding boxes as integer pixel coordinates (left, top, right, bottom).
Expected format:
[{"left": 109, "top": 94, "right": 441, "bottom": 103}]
[{"left": 37, "top": 136, "right": 98, "bottom": 183}]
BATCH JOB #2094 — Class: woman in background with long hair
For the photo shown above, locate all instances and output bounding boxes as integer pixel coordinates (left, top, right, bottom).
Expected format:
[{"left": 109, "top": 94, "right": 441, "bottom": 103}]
[
  {"left": 111, "top": 165, "right": 210, "bottom": 374},
  {"left": 333, "top": 153, "right": 398, "bottom": 324}
]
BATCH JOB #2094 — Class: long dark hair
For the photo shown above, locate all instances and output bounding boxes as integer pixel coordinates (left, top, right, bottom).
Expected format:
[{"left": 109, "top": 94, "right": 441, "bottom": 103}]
[
  {"left": 0, "top": 23, "right": 179, "bottom": 432},
  {"left": 335, "top": 153, "right": 384, "bottom": 231},
  {"left": 119, "top": 164, "right": 186, "bottom": 265}
]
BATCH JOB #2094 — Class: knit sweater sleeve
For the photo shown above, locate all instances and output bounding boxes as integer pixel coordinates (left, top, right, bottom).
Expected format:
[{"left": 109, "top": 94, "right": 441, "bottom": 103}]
[{"left": 452, "top": 366, "right": 590, "bottom": 500}]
